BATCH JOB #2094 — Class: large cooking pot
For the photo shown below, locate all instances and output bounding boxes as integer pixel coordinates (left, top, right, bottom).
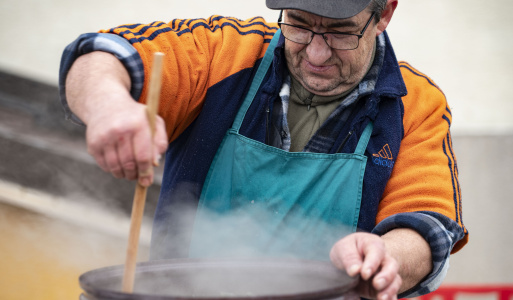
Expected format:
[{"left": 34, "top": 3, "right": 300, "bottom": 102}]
[{"left": 79, "top": 258, "right": 359, "bottom": 300}]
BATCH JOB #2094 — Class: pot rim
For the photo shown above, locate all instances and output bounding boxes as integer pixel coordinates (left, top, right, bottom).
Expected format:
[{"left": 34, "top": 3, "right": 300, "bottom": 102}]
[{"left": 80, "top": 258, "right": 358, "bottom": 300}]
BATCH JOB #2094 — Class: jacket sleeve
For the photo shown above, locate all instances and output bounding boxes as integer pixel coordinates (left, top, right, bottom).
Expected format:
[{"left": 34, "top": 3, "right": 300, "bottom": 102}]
[
  {"left": 100, "top": 16, "right": 277, "bottom": 141},
  {"left": 373, "top": 62, "right": 468, "bottom": 297},
  {"left": 376, "top": 61, "right": 468, "bottom": 251}
]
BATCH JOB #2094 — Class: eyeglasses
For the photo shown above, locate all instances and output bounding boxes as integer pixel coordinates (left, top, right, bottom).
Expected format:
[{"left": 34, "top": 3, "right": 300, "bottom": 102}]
[{"left": 278, "top": 12, "right": 376, "bottom": 50}]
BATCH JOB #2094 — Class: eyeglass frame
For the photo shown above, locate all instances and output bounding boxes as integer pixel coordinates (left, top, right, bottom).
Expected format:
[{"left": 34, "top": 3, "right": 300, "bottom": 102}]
[{"left": 277, "top": 10, "right": 376, "bottom": 50}]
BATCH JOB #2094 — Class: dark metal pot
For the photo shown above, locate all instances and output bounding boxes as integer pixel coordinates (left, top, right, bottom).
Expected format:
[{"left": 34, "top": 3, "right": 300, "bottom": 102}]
[{"left": 79, "top": 258, "right": 359, "bottom": 300}]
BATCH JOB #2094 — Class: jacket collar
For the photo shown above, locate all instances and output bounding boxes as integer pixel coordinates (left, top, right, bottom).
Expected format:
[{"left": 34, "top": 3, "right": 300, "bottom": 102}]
[{"left": 373, "top": 31, "right": 408, "bottom": 98}]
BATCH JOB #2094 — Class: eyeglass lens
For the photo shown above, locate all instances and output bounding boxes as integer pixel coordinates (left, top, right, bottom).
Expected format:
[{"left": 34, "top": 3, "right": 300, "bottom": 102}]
[{"left": 280, "top": 24, "right": 359, "bottom": 50}]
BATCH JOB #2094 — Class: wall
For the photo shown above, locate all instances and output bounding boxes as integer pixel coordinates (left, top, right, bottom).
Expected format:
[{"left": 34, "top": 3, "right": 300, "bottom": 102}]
[{"left": 1, "top": 0, "right": 512, "bottom": 133}]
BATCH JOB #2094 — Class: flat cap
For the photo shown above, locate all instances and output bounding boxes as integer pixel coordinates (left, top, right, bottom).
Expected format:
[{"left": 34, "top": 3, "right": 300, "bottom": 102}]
[{"left": 266, "top": 0, "right": 372, "bottom": 19}]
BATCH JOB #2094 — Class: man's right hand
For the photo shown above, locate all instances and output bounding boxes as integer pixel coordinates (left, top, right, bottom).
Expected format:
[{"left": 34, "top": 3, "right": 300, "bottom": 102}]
[
  {"left": 66, "top": 51, "right": 168, "bottom": 186},
  {"left": 86, "top": 99, "right": 168, "bottom": 186}
]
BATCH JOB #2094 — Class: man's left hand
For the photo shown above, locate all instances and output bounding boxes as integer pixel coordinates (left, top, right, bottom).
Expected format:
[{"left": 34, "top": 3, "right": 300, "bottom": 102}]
[
  {"left": 330, "top": 228, "right": 432, "bottom": 300},
  {"left": 330, "top": 232, "right": 401, "bottom": 300}
]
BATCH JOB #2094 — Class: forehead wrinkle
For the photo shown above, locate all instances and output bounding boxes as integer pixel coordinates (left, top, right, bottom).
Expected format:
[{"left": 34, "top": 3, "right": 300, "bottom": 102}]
[
  {"left": 285, "top": 9, "right": 359, "bottom": 30},
  {"left": 285, "top": 10, "right": 312, "bottom": 25}
]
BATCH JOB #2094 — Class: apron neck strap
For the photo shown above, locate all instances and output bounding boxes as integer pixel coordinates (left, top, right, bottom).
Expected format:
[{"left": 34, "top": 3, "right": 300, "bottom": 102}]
[
  {"left": 354, "top": 121, "right": 373, "bottom": 155},
  {"left": 233, "top": 29, "right": 281, "bottom": 132}
]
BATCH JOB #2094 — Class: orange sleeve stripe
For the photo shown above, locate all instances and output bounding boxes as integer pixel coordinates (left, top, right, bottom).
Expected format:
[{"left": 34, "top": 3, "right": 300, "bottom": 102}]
[{"left": 101, "top": 17, "right": 277, "bottom": 142}]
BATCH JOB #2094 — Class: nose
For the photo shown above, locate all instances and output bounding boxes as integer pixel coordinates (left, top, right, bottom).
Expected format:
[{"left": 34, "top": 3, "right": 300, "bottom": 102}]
[{"left": 305, "top": 33, "right": 332, "bottom": 65}]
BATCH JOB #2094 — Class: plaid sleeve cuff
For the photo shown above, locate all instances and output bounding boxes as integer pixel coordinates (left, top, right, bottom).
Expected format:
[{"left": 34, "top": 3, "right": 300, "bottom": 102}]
[
  {"left": 371, "top": 211, "right": 466, "bottom": 298},
  {"left": 58, "top": 33, "right": 144, "bottom": 125}
]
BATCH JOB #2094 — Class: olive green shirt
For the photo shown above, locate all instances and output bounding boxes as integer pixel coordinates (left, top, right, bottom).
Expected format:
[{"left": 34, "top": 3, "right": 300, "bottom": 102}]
[{"left": 287, "top": 77, "right": 353, "bottom": 152}]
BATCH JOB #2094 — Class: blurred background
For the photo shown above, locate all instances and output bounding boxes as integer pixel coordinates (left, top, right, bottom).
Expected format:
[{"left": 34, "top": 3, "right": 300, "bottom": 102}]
[{"left": 0, "top": 0, "right": 512, "bottom": 299}]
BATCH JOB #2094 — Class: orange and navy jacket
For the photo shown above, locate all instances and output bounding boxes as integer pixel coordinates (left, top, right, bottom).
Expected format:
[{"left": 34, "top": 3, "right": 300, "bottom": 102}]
[{"left": 59, "top": 15, "right": 467, "bottom": 297}]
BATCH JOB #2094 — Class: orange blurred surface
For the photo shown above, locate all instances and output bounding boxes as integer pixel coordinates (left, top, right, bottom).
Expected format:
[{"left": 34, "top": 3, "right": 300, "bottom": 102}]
[{"left": 0, "top": 202, "right": 148, "bottom": 300}]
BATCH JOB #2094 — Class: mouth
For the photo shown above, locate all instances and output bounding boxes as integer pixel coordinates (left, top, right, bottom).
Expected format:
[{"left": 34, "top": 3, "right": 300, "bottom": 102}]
[{"left": 304, "top": 60, "right": 335, "bottom": 75}]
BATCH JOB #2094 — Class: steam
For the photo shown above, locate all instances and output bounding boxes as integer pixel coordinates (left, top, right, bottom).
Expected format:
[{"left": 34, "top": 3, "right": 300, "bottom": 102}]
[
  {"left": 61, "top": 180, "right": 359, "bottom": 298},
  {"left": 188, "top": 202, "right": 352, "bottom": 260},
  {"left": 149, "top": 182, "right": 353, "bottom": 262}
]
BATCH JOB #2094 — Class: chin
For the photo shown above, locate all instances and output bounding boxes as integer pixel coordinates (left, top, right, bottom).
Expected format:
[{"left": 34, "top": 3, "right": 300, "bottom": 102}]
[{"left": 304, "top": 80, "right": 346, "bottom": 96}]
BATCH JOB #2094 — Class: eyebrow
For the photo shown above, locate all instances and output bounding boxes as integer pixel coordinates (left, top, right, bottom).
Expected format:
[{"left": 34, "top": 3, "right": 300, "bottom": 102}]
[{"left": 286, "top": 11, "right": 359, "bottom": 29}]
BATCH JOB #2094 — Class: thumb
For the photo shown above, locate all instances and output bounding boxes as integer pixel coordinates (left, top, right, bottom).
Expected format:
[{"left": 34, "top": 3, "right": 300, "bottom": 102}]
[{"left": 153, "top": 116, "right": 168, "bottom": 166}]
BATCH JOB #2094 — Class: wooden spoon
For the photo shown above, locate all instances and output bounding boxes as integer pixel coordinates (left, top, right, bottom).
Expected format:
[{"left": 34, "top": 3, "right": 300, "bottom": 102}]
[{"left": 122, "top": 52, "right": 164, "bottom": 293}]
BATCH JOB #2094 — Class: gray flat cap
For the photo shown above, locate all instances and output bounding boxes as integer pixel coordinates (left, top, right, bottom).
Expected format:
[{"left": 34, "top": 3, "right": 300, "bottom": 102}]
[{"left": 266, "top": 0, "right": 372, "bottom": 19}]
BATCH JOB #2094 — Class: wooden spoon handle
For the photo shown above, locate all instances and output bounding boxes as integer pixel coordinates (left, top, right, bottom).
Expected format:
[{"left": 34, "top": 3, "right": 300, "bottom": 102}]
[
  {"left": 122, "top": 52, "right": 164, "bottom": 293},
  {"left": 122, "top": 183, "right": 147, "bottom": 293}
]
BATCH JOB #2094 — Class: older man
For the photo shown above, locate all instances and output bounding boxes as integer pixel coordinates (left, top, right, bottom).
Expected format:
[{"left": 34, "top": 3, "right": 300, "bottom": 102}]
[{"left": 59, "top": 0, "right": 468, "bottom": 298}]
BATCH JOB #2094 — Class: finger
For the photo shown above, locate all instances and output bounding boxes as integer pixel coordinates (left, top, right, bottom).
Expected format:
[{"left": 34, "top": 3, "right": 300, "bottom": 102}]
[
  {"left": 116, "top": 134, "right": 137, "bottom": 180},
  {"left": 376, "top": 274, "right": 402, "bottom": 300},
  {"left": 360, "top": 238, "right": 386, "bottom": 280},
  {"left": 372, "top": 254, "right": 399, "bottom": 292},
  {"left": 87, "top": 132, "right": 109, "bottom": 173},
  {"left": 96, "top": 154, "right": 108, "bottom": 173},
  {"left": 330, "top": 238, "right": 363, "bottom": 277},
  {"left": 152, "top": 117, "right": 168, "bottom": 166},
  {"left": 103, "top": 144, "right": 125, "bottom": 178},
  {"left": 153, "top": 147, "right": 162, "bottom": 167},
  {"left": 132, "top": 129, "right": 154, "bottom": 187},
  {"left": 89, "top": 146, "right": 108, "bottom": 172},
  {"left": 155, "top": 116, "right": 168, "bottom": 151}
]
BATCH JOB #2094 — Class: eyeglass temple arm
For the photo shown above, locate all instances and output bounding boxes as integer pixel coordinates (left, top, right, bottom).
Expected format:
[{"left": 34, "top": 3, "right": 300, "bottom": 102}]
[
  {"left": 277, "top": 10, "right": 283, "bottom": 23},
  {"left": 359, "top": 12, "right": 376, "bottom": 35}
]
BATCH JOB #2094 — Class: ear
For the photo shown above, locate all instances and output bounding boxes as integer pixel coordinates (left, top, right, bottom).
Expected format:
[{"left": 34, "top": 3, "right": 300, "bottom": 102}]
[{"left": 376, "top": 0, "right": 398, "bottom": 36}]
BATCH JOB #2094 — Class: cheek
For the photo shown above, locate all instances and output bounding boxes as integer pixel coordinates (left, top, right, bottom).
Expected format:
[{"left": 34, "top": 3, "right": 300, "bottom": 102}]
[
  {"left": 355, "top": 36, "right": 375, "bottom": 62},
  {"left": 284, "top": 42, "right": 304, "bottom": 66},
  {"left": 335, "top": 45, "right": 369, "bottom": 70},
  {"left": 333, "top": 51, "right": 356, "bottom": 71}
]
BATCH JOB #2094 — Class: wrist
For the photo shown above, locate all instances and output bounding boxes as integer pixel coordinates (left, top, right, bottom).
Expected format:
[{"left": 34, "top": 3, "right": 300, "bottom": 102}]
[{"left": 382, "top": 228, "right": 432, "bottom": 293}]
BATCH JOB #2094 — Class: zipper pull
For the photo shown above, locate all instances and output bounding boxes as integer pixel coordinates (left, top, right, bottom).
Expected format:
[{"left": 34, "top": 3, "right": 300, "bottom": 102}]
[
  {"left": 337, "top": 130, "right": 353, "bottom": 153},
  {"left": 304, "top": 94, "right": 313, "bottom": 111},
  {"left": 265, "top": 107, "right": 270, "bottom": 144}
]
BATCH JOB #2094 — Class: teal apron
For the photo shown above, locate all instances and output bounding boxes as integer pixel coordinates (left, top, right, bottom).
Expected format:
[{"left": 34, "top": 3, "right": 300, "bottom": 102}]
[{"left": 189, "top": 30, "right": 373, "bottom": 260}]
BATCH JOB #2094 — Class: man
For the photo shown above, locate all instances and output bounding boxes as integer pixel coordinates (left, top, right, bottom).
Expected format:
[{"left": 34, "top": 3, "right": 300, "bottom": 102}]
[{"left": 59, "top": 0, "right": 468, "bottom": 299}]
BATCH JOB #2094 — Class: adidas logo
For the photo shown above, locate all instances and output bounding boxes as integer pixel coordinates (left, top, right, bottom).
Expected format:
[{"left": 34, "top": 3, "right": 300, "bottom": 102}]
[{"left": 372, "top": 144, "right": 395, "bottom": 168}]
